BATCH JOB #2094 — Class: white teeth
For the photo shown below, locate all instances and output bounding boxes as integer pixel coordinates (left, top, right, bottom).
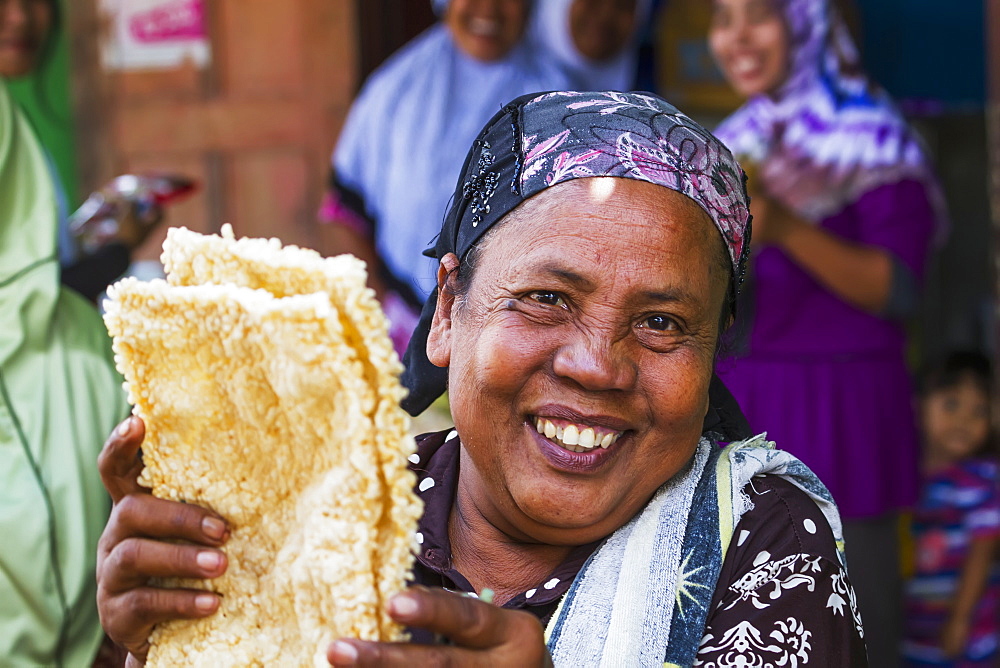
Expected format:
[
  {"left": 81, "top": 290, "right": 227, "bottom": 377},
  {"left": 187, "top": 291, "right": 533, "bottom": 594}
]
[
  {"left": 534, "top": 418, "right": 622, "bottom": 453},
  {"left": 732, "top": 56, "right": 759, "bottom": 76}
]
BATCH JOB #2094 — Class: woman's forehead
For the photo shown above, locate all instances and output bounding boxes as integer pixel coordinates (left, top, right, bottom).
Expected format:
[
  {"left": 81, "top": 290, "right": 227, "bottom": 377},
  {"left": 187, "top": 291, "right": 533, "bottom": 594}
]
[
  {"left": 502, "top": 178, "right": 715, "bottom": 235},
  {"left": 483, "top": 179, "right": 721, "bottom": 274}
]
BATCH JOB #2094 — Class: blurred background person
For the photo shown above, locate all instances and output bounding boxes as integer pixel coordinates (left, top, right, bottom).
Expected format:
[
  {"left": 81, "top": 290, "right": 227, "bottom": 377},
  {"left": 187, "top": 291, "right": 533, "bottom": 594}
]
[
  {"left": 529, "top": 0, "right": 652, "bottom": 91},
  {"left": 904, "top": 352, "right": 999, "bottom": 667},
  {"left": 707, "top": 0, "right": 947, "bottom": 664},
  {"left": 318, "top": 0, "right": 570, "bottom": 356},
  {"left": 1, "top": 0, "right": 163, "bottom": 304},
  {"left": 0, "top": 0, "right": 129, "bottom": 665}
]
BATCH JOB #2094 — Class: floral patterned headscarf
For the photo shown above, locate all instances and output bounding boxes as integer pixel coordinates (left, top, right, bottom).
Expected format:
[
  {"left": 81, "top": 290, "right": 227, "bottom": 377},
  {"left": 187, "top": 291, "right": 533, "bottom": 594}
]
[{"left": 402, "top": 90, "right": 753, "bottom": 417}]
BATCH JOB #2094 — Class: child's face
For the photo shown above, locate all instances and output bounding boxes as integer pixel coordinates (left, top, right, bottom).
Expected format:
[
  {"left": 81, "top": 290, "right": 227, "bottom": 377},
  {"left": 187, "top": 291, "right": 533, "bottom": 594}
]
[{"left": 922, "top": 376, "right": 991, "bottom": 463}]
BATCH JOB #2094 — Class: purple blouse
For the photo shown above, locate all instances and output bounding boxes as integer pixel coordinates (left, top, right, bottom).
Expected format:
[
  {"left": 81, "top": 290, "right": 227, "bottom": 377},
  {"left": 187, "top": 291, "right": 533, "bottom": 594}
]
[
  {"left": 719, "top": 179, "right": 936, "bottom": 519},
  {"left": 741, "top": 179, "right": 934, "bottom": 358}
]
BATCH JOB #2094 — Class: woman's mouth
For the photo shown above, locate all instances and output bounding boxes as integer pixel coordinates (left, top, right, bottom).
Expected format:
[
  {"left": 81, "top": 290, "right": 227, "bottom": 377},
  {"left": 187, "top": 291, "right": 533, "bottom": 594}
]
[
  {"left": 467, "top": 17, "right": 501, "bottom": 38},
  {"left": 0, "top": 38, "right": 34, "bottom": 54},
  {"left": 728, "top": 54, "right": 765, "bottom": 79},
  {"left": 533, "top": 417, "right": 623, "bottom": 454}
]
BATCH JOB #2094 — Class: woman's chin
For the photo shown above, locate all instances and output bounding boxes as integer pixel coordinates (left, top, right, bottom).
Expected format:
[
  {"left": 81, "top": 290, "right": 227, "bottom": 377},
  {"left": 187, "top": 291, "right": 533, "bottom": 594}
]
[
  {"left": 506, "top": 473, "right": 628, "bottom": 535},
  {"left": 520, "top": 500, "right": 619, "bottom": 536}
]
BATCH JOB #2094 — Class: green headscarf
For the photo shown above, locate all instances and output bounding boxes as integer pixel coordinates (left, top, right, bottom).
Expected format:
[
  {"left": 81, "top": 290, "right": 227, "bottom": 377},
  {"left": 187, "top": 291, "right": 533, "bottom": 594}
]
[{"left": 0, "top": 82, "right": 128, "bottom": 667}]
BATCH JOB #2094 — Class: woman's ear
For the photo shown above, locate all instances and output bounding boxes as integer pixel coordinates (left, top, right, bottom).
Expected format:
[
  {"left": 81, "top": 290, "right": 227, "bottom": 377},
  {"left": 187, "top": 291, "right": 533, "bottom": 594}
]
[{"left": 426, "top": 253, "right": 461, "bottom": 368}]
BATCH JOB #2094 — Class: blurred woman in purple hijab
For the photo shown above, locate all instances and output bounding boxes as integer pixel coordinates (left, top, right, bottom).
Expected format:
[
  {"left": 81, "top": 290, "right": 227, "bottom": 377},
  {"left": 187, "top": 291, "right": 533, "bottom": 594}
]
[{"left": 708, "top": 0, "right": 946, "bottom": 664}]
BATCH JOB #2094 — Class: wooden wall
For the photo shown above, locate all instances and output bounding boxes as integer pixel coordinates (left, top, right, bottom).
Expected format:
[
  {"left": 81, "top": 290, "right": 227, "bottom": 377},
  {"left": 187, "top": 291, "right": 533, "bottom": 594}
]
[{"left": 66, "top": 1, "right": 360, "bottom": 261}]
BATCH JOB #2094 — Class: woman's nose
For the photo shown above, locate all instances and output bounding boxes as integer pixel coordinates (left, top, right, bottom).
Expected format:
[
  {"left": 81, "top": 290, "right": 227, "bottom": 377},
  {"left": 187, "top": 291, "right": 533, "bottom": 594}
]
[
  {"left": 470, "top": 0, "right": 503, "bottom": 19},
  {"left": 730, "top": 19, "right": 751, "bottom": 44},
  {"left": 552, "top": 326, "right": 637, "bottom": 392},
  {"left": 720, "top": 9, "right": 752, "bottom": 45}
]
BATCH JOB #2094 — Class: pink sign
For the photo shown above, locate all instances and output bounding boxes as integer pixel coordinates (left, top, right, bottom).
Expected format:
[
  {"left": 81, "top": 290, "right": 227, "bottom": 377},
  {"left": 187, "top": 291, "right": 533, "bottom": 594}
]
[
  {"left": 129, "top": 0, "right": 206, "bottom": 43},
  {"left": 102, "top": 0, "right": 211, "bottom": 70}
]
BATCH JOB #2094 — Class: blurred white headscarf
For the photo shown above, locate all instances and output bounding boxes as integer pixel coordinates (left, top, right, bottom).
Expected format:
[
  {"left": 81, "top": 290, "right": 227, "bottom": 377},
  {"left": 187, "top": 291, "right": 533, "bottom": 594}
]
[
  {"left": 332, "top": 0, "right": 571, "bottom": 301},
  {"left": 529, "top": 0, "right": 653, "bottom": 91}
]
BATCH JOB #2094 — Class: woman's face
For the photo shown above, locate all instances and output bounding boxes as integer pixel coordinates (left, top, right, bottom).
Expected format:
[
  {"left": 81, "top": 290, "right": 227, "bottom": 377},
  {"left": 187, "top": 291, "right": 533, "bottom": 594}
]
[
  {"left": 0, "top": 0, "right": 52, "bottom": 78},
  {"left": 708, "top": 0, "right": 789, "bottom": 99},
  {"left": 428, "top": 178, "right": 729, "bottom": 546},
  {"left": 569, "top": 0, "right": 638, "bottom": 62},
  {"left": 445, "top": 0, "right": 529, "bottom": 62}
]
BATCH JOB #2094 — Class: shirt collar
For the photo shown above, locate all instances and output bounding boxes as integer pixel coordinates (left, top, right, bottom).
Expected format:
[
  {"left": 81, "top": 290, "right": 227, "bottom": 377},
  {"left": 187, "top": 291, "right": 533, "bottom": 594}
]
[{"left": 410, "top": 429, "right": 600, "bottom": 608}]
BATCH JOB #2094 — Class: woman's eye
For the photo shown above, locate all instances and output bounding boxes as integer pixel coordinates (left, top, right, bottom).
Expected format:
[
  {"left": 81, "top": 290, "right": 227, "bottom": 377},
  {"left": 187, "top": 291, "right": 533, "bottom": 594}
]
[
  {"left": 528, "top": 291, "right": 567, "bottom": 308},
  {"left": 710, "top": 7, "right": 730, "bottom": 29},
  {"left": 640, "top": 315, "right": 679, "bottom": 332}
]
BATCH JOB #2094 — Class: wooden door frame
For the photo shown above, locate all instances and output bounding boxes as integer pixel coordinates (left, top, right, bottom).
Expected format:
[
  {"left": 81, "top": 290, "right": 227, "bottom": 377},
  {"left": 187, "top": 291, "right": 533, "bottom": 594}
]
[
  {"left": 355, "top": 0, "right": 436, "bottom": 84},
  {"left": 65, "top": 0, "right": 115, "bottom": 197},
  {"left": 988, "top": 0, "right": 1000, "bottom": 376}
]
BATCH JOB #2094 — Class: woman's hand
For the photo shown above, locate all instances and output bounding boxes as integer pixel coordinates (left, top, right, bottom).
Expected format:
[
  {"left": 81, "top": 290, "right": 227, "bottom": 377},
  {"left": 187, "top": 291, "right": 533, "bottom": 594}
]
[
  {"left": 327, "top": 586, "right": 552, "bottom": 667},
  {"left": 112, "top": 198, "right": 164, "bottom": 251},
  {"left": 96, "top": 417, "right": 230, "bottom": 665},
  {"left": 748, "top": 190, "right": 894, "bottom": 313}
]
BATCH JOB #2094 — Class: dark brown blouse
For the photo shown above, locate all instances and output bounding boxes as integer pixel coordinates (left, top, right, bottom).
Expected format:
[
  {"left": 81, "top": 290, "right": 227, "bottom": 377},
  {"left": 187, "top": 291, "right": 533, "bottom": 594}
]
[{"left": 408, "top": 429, "right": 868, "bottom": 666}]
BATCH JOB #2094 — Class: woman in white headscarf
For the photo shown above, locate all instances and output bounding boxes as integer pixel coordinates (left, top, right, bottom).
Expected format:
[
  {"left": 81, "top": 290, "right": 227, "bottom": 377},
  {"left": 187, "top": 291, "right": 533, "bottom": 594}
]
[
  {"left": 318, "top": 0, "right": 570, "bottom": 356},
  {"left": 528, "top": 0, "right": 653, "bottom": 91}
]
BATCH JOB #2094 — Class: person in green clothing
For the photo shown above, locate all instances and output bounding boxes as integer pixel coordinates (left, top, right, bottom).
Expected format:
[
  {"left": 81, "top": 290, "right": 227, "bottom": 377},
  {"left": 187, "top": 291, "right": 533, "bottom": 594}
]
[{"left": 0, "top": 2, "right": 130, "bottom": 665}]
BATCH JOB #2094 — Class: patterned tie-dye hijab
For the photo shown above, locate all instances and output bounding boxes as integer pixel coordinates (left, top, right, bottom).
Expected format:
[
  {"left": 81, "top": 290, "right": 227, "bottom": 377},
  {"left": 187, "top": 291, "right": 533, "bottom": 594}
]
[
  {"left": 714, "top": 0, "right": 946, "bottom": 228},
  {"left": 402, "top": 90, "right": 753, "bottom": 418}
]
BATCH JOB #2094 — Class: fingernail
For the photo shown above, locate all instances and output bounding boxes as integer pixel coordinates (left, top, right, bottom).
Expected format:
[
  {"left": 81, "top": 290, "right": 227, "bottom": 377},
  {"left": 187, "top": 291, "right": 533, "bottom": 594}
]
[
  {"left": 389, "top": 593, "right": 419, "bottom": 619},
  {"left": 202, "top": 516, "right": 226, "bottom": 540},
  {"left": 195, "top": 593, "right": 218, "bottom": 613},
  {"left": 197, "top": 550, "right": 221, "bottom": 571},
  {"left": 331, "top": 640, "right": 358, "bottom": 664},
  {"left": 116, "top": 417, "right": 133, "bottom": 438}
]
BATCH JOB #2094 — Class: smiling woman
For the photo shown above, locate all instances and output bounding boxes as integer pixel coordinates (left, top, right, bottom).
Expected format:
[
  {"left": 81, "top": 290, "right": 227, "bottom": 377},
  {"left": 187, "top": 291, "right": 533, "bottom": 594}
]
[
  {"left": 96, "top": 91, "right": 868, "bottom": 667},
  {"left": 434, "top": 180, "right": 726, "bottom": 546},
  {"left": 529, "top": 0, "right": 653, "bottom": 91}
]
